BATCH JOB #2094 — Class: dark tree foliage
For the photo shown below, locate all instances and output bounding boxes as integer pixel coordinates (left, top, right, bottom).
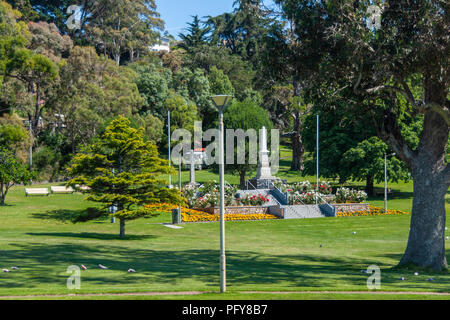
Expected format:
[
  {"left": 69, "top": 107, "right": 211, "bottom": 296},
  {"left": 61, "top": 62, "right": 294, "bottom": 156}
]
[{"left": 276, "top": 0, "right": 449, "bottom": 270}]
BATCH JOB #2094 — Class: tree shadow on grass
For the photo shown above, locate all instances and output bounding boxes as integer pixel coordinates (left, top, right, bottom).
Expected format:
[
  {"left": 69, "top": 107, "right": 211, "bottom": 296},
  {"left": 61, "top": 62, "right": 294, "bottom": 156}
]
[
  {"left": 1, "top": 242, "right": 448, "bottom": 293},
  {"left": 26, "top": 232, "right": 155, "bottom": 241},
  {"left": 32, "top": 209, "right": 109, "bottom": 223}
]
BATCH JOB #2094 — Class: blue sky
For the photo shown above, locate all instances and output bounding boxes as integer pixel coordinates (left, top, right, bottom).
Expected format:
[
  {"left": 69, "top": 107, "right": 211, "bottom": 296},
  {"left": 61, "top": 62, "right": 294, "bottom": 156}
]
[{"left": 155, "top": 0, "right": 236, "bottom": 37}]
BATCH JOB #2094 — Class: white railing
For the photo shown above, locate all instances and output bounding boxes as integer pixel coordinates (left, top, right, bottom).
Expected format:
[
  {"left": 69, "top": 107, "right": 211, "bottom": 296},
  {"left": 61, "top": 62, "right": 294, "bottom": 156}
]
[{"left": 245, "top": 180, "right": 256, "bottom": 190}]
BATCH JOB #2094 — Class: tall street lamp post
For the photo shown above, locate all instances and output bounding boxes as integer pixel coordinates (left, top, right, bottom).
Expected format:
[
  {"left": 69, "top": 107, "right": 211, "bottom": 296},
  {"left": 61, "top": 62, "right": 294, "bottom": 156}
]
[
  {"left": 384, "top": 152, "right": 396, "bottom": 213},
  {"left": 168, "top": 109, "right": 172, "bottom": 188},
  {"left": 211, "top": 95, "right": 233, "bottom": 293}
]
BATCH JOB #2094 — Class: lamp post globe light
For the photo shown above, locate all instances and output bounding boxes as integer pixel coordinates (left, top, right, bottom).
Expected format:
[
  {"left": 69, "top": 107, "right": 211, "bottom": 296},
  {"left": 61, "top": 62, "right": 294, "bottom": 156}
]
[{"left": 211, "top": 95, "right": 233, "bottom": 293}]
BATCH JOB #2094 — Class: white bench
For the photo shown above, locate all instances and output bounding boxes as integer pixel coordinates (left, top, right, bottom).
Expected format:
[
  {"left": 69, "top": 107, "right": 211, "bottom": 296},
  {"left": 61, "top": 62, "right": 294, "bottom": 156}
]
[
  {"left": 25, "top": 188, "right": 49, "bottom": 197},
  {"left": 75, "top": 184, "right": 91, "bottom": 191},
  {"left": 50, "top": 186, "right": 74, "bottom": 194}
]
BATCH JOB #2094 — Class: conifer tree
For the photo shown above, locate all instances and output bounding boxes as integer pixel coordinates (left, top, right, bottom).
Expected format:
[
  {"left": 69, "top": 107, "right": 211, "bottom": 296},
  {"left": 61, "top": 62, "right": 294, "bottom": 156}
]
[{"left": 67, "top": 116, "right": 183, "bottom": 237}]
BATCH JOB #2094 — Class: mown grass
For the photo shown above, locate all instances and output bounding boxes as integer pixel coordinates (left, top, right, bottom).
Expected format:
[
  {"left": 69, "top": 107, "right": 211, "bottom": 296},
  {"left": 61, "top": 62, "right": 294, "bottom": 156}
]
[
  {"left": 0, "top": 182, "right": 449, "bottom": 299},
  {"left": 0, "top": 145, "right": 448, "bottom": 300}
]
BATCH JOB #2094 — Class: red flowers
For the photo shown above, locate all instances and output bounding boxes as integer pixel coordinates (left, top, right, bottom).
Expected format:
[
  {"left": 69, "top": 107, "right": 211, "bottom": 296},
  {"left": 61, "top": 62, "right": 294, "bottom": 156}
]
[{"left": 240, "top": 193, "right": 270, "bottom": 206}]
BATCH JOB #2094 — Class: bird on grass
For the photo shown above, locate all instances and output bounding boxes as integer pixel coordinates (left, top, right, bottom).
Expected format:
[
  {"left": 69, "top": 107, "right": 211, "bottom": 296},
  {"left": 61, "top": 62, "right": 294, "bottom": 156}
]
[
  {"left": 11, "top": 267, "right": 19, "bottom": 271},
  {"left": 128, "top": 269, "right": 136, "bottom": 273},
  {"left": 81, "top": 265, "right": 87, "bottom": 270},
  {"left": 98, "top": 264, "right": 108, "bottom": 269},
  {"left": 2, "top": 269, "right": 10, "bottom": 273}
]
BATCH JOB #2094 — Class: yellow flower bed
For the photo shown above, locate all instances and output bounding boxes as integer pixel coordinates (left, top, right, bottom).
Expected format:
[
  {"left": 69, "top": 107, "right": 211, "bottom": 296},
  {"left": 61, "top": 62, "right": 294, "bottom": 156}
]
[
  {"left": 182, "top": 211, "right": 279, "bottom": 223},
  {"left": 144, "top": 203, "right": 279, "bottom": 222},
  {"left": 336, "top": 205, "right": 409, "bottom": 217},
  {"left": 145, "top": 203, "right": 179, "bottom": 211}
]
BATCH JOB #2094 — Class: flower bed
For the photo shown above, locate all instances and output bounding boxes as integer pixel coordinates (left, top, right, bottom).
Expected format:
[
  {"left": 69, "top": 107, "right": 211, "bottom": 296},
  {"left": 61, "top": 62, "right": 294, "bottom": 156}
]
[
  {"left": 144, "top": 203, "right": 279, "bottom": 222},
  {"left": 193, "top": 206, "right": 270, "bottom": 215},
  {"left": 336, "top": 205, "right": 409, "bottom": 217},
  {"left": 335, "top": 187, "right": 367, "bottom": 203},
  {"left": 275, "top": 181, "right": 367, "bottom": 205},
  {"left": 182, "top": 181, "right": 237, "bottom": 208},
  {"left": 239, "top": 193, "right": 270, "bottom": 206},
  {"left": 182, "top": 211, "right": 279, "bottom": 223}
]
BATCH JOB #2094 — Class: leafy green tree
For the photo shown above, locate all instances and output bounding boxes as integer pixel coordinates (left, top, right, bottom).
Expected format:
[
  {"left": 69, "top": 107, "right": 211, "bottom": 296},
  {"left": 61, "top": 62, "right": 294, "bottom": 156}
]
[
  {"left": 67, "top": 116, "right": 183, "bottom": 237},
  {"left": 27, "top": 21, "right": 73, "bottom": 61},
  {"left": 182, "top": 45, "right": 254, "bottom": 101},
  {"left": 130, "top": 113, "right": 164, "bottom": 146},
  {"left": 0, "top": 113, "right": 31, "bottom": 162},
  {"left": 0, "top": 122, "right": 28, "bottom": 151},
  {"left": 224, "top": 99, "right": 273, "bottom": 187},
  {"left": 178, "top": 15, "right": 211, "bottom": 53},
  {"left": 160, "top": 49, "right": 185, "bottom": 73},
  {"left": 0, "top": 1, "right": 29, "bottom": 86},
  {"left": 207, "top": 0, "right": 272, "bottom": 65},
  {"left": 303, "top": 99, "right": 375, "bottom": 182},
  {"left": 164, "top": 92, "right": 198, "bottom": 133},
  {"left": 85, "top": 0, "right": 163, "bottom": 65},
  {"left": 4, "top": 0, "right": 37, "bottom": 22},
  {"left": 258, "top": 4, "right": 316, "bottom": 171},
  {"left": 275, "top": 0, "right": 449, "bottom": 270},
  {"left": 131, "top": 62, "right": 171, "bottom": 119},
  {"left": 56, "top": 46, "right": 144, "bottom": 151},
  {"left": 208, "top": 66, "right": 235, "bottom": 96},
  {"left": 0, "top": 148, "right": 32, "bottom": 205},
  {"left": 341, "top": 137, "right": 409, "bottom": 196},
  {"left": 0, "top": 5, "right": 60, "bottom": 139},
  {"left": 171, "top": 68, "right": 215, "bottom": 126}
]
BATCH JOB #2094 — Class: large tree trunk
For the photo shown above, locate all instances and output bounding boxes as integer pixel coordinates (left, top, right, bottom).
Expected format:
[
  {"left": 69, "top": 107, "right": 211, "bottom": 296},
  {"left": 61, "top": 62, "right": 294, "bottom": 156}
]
[
  {"left": 119, "top": 219, "right": 125, "bottom": 238},
  {"left": 365, "top": 175, "right": 374, "bottom": 197},
  {"left": 239, "top": 170, "right": 246, "bottom": 189},
  {"left": 397, "top": 110, "right": 449, "bottom": 271},
  {"left": 290, "top": 129, "right": 305, "bottom": 171},
  {"left": 0, "top": 183, "right": 5, "bottom": 206},
  {"left": 290, "top": 77, "right": 305, "bottom": 171},
  {"left": 399, "top": 167, "right": 448, "bottom": 270}
]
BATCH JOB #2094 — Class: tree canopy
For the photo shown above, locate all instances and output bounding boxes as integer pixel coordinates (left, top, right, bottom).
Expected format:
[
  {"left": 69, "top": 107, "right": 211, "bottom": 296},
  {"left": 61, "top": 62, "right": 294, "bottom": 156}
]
[{"left": 67, "top": 116, "right": 183, "bottom": 237}]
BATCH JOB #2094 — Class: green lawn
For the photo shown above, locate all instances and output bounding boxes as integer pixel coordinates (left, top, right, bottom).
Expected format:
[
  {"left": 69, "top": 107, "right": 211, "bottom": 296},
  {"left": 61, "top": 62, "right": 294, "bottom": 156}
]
[{"left": 0, "top": 182, "right": 449, "bottom": 299}]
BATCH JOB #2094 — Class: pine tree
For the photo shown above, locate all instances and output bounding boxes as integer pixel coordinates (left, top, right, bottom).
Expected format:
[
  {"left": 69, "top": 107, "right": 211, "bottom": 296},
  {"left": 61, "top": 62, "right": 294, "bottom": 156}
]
[{"left": 67, "top": 116, "right": 183, "bottom": 237}]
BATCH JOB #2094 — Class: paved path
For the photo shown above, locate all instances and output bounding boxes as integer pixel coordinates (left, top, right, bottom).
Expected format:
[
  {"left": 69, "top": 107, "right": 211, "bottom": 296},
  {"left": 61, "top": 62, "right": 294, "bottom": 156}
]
[{"left": 1, "top": 290, "right": 449, "bottom": 299}]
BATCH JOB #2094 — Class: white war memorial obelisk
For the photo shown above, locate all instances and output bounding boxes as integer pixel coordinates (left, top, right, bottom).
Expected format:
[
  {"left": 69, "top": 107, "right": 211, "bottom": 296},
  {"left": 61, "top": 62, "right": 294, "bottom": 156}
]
[{"left": 248, "top": 126, "right": 279, "bottom": 189}]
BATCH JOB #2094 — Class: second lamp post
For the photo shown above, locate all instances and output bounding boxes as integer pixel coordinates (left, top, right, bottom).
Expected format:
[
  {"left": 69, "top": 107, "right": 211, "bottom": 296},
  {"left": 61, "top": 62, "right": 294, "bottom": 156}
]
[{"left": 211, "top": 95, "right": 233, "bottom": 293}]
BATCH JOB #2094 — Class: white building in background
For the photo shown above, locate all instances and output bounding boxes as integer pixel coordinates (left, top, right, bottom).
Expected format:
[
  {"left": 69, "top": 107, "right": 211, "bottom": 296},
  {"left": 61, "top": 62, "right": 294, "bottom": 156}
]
[{"left": 150, "top": 38, "right": 170, "bottom": 52}]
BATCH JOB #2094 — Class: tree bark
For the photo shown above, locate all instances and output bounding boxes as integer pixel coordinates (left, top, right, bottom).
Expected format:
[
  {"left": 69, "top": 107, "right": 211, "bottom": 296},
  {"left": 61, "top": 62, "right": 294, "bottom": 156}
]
[
  {"left": 290, "top": 129, "right": 305, "bottom": 171},
  {"left": 0, "top": 183, "right": 5, "bottom": 206},
  {"left": 398, "top": 110, "right": 449, "bottom": 271},
  {"left": 365, "top": 175, "right": 374, "bottom": 197},
  {"left": 399, "top": 167, "right": 448, "bottom": 270},
  {"left": 290, "top": 77, "right": 305, "bottom": 171},
  {"left": 119, "top": 219, "right": 125, "bottom": 238},
  {"left": 239, "top": 170, "right": 246, "bottom": 189}
]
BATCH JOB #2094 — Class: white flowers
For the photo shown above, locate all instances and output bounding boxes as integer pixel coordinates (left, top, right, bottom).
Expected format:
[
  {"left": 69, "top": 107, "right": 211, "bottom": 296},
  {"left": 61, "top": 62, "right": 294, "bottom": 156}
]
[
  {"left": 335, "top": 187, "right": 367, "bottom": 203},
  {"left": 290, "top": 190, "right": 323, "bottom": 204}
]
